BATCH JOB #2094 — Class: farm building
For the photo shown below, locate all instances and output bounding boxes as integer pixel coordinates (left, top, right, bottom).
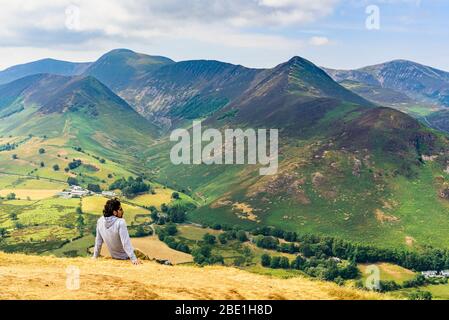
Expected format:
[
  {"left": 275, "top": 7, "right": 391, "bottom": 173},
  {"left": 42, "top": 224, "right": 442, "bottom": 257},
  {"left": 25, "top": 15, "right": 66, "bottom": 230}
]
[
  {"left": 58, "top": 185, "right": 92, "bottom": 198},
  {"left": 101, "top": 191, "right": 117, "bottom": 197}
]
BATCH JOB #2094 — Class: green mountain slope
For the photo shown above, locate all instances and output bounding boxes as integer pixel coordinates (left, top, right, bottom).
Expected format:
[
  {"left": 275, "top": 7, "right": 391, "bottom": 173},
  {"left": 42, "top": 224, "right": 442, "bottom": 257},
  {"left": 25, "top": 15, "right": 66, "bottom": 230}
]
[
  {"left": 119, "top": 59, "right": 262, "bottom": 127},
  {"left": 0, "top": 74, "right": 159, "bottom": 162},
  {"left": 142, "top": 57, "right": 449, "bottom": 250}
]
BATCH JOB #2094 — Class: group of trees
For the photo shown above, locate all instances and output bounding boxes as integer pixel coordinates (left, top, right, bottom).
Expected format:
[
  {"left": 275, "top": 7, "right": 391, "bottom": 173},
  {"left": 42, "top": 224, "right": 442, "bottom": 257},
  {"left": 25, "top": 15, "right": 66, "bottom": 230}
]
[
  {"left": 156, "top": 224, "right": 191, "bottom": 254},
  {"left": 192, "top": 245, "right": 224, "bottom": 266},
  {"left": 6, "top": 193, "right": 16, "bottom": 200},
  {"left": 67, "top": 177, "right": 78, "bottom": 186},
  {"left": 0, "top": 227, "right": 8, "bottom": 240},
  {"left": 408, "top": 290, "right": 433, "bottom": 300},
  {"left": 290, "top": 233, "right": 449, "bottom": 272},
  {"left": 161, "top": 202, "right": 196, "bottom": 223},
  {"left": 68, "top": 159, "right": 82, "bottom": 170},
  {"left": 75, "top": 206, "right": 85, "bottom": 236},
  {"left": 0, "top": 142, "right": 17, "bottom": 152},
  {"left": 247, "top": 226, "right": 449, "bottom": 272},
  {"left": 109, "top": 176, "right": 151, "bottom": 197},
  {"left": 359, "top": 274, "right": 448, "bottom": 294},
  {"left": 261, "top": 253, "right": 359, "bottom": 282},
  {"left": 87, "top": 184, "right": 102, "bottom": 193}
]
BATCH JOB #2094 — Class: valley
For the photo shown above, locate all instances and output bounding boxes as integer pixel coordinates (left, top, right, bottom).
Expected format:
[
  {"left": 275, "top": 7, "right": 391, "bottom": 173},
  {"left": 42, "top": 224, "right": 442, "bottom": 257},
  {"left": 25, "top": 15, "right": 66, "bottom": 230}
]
[{"left": 0, "top": 49, "right": 449, "bottom": 299}]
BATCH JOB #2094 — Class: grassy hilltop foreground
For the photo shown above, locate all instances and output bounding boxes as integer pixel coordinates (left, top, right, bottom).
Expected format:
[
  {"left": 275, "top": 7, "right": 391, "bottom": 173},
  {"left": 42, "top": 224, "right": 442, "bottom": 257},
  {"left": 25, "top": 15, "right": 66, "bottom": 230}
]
[{"left": 0, "top": 252, "right": 386, "bottom": 300}]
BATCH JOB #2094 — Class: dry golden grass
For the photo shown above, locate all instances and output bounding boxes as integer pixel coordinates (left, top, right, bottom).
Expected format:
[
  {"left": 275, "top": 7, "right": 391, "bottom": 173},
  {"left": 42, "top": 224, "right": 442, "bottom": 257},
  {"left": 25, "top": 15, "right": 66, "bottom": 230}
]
[
  {"left": 130, "top": 188, "right": 173, "bottom": 209},
  {"left": 0, "top": 252, "right": 391, "bottom": 300},
  {"left": 98, "top": 235, "right": 193, "bottom": 264},
  {"left": 0, "top": 189, "right": 61, "bottom": 200}
]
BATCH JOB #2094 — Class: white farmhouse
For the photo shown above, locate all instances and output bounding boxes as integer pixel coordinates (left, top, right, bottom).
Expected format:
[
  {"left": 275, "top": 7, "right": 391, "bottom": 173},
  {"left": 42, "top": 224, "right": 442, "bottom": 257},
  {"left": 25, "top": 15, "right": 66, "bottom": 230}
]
[{"left": 102, "top": 191, "right": 116, "bottom": 197}]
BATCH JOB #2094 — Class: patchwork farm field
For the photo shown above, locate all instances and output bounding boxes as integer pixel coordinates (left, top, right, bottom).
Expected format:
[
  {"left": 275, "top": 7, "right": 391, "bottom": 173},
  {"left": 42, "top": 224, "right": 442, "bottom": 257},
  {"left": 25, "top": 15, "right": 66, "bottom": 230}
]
[
  {"left": 0, "top": 135, "right": 196, "bottom": 257},
  {"left": 97, "top": 235, "right": 194, "bottom": 264},
  {"left": 359, "top": 263, "right": 416, "bottom": 285}
]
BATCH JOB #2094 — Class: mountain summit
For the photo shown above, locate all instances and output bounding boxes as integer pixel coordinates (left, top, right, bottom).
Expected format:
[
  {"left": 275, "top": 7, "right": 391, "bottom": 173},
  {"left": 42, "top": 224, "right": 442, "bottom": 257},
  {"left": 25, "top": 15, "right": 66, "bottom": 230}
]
[
  {"left": 0, "top": 58, "right": 91, "bottom": 85},
  {"left": 325, "top": 60, "right": 449, "bottom": 107}
]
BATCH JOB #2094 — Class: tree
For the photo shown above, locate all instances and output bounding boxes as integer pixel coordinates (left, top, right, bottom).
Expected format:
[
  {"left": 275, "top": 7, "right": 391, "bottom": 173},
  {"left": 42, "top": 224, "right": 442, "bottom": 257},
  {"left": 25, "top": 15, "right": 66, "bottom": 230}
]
[
  {"left": 379, "top": 280, "right": 401, "bottom": 292},
  {"left": 53, "top": 164, "right": 60, "bottom": 171},
  {"left": 76, "top": 215, "right": 85, "bottom": 226},
  {"left": 165, "top": 223, "right": 178, "bottom": 236},
  {"left": 12, "top": 154, "right": 18, "bottom": 159},
  {"left": 40, "top": 162, "right": 45, "bottom": 167},
  {"left": 0, "top": 227, "right": 8, "bottom": 238},
  {"left": 109, "top": 177, "right": 151, "bottom": 197},
  {"left": 236, "top": 230, "right": 248, "bottom": 242},
  {"left": 38, "top": 148, "right": 45, "bottom": 154},
  {"left": 212, "top": 223, "right": 222, "bottom": 230},
  {"left": 135, "top": 225, "right": 146, "bottom": 237},
  {"left": 6, "top": 193, "right": 16, "bottom": 200},
  {"left": 192, "top": 245, "right": 212, "bottom": 265},
  {"left": 87, "top": 184, "right": 102, "bottom": 193},
  {"left": 256, "top": 236, "right": 279, "bottom": 249},
  {"left": 279, "top": 257, "right": 290, "bottom": 269},
  {"left": 261, "top": 254, "right": 271, "bottom": 267},
  {"left": 76, "top": 207, "right": 83, "bottom": 215},
  {"left": 150, "top": 211, "right": 159, "bottom": 222},
  {"left": 76, "top": 215, "right": 85, "bottom": 236},
  {"left": 270, "top": 256, "right": 281, "bottom": 269},
  {"left": 218, "top": 233, "right": 227, "bottom": 244},
  {"left": 167, "top": 202, "right": 191, "bottom": 223},
  {"left": 203, "top": 233, "right": 216, "bottom": 245},
  {"left": 68, "top": 159, "right": 82, "bottom": 170},
  {"left": 408, "top": 290, "right": 432, "bottom": 300},
  {"left": 171, "top": 192, "right": 180, "bottom": 200},
  {"left": 176, "top": 242, "right": 191, "bottom": 254},
  {"left": 291, "top": 256, "right": 306, "bottom": 270},
  {"left": 67, "top": 177, "right": 78, "bottom": 186}
]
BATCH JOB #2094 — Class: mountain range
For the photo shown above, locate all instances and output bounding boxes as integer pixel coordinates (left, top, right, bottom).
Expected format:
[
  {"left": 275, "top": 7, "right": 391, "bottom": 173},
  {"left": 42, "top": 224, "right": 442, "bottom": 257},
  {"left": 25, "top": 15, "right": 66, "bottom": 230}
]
[
  {"left": 324, "top": 60, "right": 449, "bottom": 133},
  {"left": 0, "top": 49, "right": 448, "bottom": 249}
]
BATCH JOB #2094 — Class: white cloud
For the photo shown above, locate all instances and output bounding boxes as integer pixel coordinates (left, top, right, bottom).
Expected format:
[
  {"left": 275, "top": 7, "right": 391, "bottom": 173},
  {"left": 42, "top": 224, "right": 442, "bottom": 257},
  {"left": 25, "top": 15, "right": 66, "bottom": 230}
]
[
  {"left": 0, "top": 0, "right": 339, "bottom": 42},
  {"left": 309, "top": 36, "right": 330, "bottom": 46},
  {"left": 0, "top": 0, "right": 341, "bottom": 69}
]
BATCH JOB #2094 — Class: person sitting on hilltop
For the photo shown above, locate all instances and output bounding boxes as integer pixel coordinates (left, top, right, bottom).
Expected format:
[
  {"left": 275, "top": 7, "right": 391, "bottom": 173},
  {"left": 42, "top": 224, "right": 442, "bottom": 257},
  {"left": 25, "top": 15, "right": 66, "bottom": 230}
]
[{"left": 92, "top": 198, "right": 141, "bottom": 265}]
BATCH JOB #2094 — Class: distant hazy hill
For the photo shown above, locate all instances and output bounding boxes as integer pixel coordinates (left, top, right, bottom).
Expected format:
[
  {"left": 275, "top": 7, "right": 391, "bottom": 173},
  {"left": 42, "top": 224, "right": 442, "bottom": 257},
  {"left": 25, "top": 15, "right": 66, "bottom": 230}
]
[
  {"left": 0, "top": 58, "right": 91, "bottom": 85},
  {"left": 325, "top": 60, "right": 449, "bottom": 107},
  {"left": 325, "top": 61, "right": 449, "bottom": 132}
]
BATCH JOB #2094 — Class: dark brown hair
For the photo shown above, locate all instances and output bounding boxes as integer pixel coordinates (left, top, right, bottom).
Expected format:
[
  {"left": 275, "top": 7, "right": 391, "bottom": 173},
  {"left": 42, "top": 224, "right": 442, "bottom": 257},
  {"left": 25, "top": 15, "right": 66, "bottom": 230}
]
[{"left": 103, "top": 198, "right": 121, "bottom": 217}]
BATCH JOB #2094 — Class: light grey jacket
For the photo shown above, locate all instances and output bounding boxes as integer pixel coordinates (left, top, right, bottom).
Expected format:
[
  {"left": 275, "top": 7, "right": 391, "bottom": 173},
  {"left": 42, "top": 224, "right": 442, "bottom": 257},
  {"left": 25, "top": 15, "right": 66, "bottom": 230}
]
[{"left": 93, "top": 216, "right": 137, "bottom": 261}]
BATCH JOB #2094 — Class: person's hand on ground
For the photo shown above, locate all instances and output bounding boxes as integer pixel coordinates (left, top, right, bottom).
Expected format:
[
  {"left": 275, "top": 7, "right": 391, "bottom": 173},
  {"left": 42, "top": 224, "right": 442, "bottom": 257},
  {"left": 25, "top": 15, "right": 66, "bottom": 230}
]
[{"left": 132, "top": 259, "right": 142, "bottom": 265}]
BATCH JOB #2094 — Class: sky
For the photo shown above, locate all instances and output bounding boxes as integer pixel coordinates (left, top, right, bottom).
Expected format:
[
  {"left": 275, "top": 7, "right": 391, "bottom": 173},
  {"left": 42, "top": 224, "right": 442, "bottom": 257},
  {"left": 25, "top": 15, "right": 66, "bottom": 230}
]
[{"left": 0, "top": 0, "right": 448, "bottom": 71}]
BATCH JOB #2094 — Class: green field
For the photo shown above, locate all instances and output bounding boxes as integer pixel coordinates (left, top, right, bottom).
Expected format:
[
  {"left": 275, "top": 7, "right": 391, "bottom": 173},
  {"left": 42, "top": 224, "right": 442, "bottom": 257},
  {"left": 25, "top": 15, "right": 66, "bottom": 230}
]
[{"left": 359, "top": 263, "right": 416, "bottom": 284}]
